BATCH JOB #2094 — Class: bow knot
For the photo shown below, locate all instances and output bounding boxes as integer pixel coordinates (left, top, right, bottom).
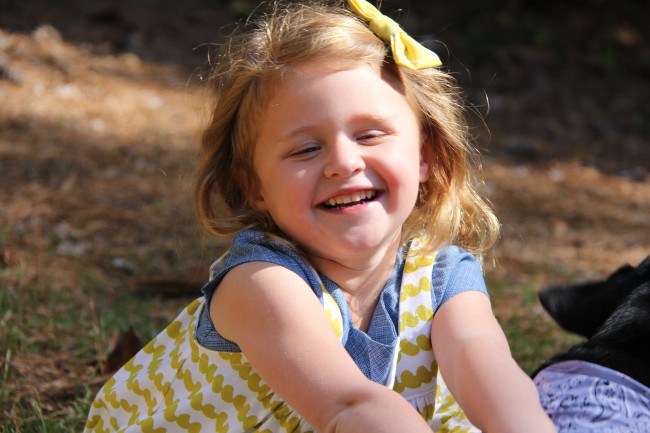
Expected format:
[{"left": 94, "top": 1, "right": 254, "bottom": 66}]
[{"left": 348, "top": 0, "right": 442, "bottom": 70}]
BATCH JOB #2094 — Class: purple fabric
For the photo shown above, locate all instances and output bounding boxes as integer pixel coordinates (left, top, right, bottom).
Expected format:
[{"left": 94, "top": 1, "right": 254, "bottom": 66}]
[{"left": 534, "top": 360, "right": 650, "bottom": 432}]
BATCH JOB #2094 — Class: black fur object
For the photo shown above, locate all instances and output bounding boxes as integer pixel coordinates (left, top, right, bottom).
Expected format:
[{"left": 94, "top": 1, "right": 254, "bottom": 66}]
[{"left": 532, "top": 255, "right": 650, "bottom": 388}]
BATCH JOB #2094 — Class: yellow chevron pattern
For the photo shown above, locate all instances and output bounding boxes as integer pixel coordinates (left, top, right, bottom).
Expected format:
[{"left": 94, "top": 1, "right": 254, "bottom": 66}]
[{"left": 396, "top": 250, "right": 478, "bottom": 432}]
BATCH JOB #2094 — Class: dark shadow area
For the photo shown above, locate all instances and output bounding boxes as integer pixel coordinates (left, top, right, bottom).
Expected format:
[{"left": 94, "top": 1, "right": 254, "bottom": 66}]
[{"left": 1, "top": 0, "right": 648, "bottom": 174}]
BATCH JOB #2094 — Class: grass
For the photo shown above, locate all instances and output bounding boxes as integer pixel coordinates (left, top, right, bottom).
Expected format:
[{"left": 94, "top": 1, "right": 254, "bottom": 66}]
[
  {"left": 2, "top": 391, "right": 89, "bottom": 433},
  {"left": 0, "top": 253, "right": 576, "bottom": 432},
  {"left": 487, "top": 276, "right": 582, "bottom": 373},
  {"left": 0, "top": 228, "right": 198, "bottom": 432}
]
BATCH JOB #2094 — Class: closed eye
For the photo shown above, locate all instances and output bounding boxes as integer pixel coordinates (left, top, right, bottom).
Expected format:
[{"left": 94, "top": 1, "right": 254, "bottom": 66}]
[
  {"left": 357, "top": 130, "right": 387, "bottom": 143},
  {"left": 288, "top": 144, "right": 322, "bottom": 158}
]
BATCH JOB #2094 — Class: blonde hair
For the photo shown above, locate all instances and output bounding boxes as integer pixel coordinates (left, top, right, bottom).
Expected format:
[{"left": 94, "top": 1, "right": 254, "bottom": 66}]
[{"left": 195, "top": 0, "right": 499, "bottom": 257}]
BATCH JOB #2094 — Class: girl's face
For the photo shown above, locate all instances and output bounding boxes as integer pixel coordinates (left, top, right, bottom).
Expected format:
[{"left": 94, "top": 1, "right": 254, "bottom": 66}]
[{"left": 252, "top": 62, "right": 431, "bottom": 268}]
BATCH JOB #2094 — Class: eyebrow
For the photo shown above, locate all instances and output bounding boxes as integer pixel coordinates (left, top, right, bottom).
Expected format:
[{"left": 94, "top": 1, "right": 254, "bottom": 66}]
[
  {"left": 291, "top": 113, "right": 393, "bottom": 133},
  {"left": 283, "top": 124, "right": 318, "bottom": 140}
]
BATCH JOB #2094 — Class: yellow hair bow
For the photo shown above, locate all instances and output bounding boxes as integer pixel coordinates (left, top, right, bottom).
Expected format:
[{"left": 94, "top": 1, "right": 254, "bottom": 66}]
[{"left": 348, "top": 0, "right": 442, "bottom": 70}]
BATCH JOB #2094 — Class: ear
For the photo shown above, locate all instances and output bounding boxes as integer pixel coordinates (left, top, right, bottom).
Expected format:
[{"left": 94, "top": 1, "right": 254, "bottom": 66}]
[
  {"left": 237, "top": 168, "right": 268, "bottom": 212},
  {"left": 419, "top": 136, "right": 434, "bottom": 182},
  {"left": 249, "top": 188, "right": 268, "bottom": 212}
]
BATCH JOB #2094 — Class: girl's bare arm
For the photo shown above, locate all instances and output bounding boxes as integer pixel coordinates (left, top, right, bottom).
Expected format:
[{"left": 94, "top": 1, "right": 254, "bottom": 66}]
[
  {"left": 431, "top": 291, "right": 557, "bottom": 433},
  {"left": 211, "top": 261, "right": 433, "bottom": 433}
]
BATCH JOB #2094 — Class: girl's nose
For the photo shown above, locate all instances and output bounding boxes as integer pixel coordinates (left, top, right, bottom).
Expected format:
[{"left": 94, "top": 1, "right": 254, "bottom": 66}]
[{"left": 323, "top": 138, "right": 366, "bottom": 178}]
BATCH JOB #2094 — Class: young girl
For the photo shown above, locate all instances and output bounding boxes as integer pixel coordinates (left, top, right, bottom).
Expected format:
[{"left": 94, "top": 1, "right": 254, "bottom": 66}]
[{"left": 85, "top": 1, "right": 556, "bottom": 432}]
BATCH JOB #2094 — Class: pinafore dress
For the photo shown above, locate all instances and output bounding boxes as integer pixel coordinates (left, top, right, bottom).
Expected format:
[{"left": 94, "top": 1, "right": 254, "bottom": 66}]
[{"left": 84, "top": 245, "right": 478, "bottom": 433}]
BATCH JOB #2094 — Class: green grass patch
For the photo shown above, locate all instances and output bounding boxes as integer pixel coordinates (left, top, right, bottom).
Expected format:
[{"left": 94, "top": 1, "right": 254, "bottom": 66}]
[{"left": 487, "top": 275, "right": 582, "bottom": 373}]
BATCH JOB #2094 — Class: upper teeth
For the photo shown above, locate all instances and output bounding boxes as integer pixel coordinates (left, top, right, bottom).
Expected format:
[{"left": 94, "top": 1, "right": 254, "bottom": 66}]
[{"left": 324, "top": 190, "right": 375, "bottom": 207}]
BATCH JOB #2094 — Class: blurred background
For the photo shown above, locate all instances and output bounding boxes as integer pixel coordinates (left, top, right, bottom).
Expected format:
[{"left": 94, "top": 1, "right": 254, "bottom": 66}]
[{"left": 1, "top": 0, "right": 648, "bottom": 431}]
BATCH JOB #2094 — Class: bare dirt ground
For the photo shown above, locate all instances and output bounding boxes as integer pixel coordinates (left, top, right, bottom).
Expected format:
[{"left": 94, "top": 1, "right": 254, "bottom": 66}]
[{"left": 0, "top": 0, "right": 649, "bottom": 429}]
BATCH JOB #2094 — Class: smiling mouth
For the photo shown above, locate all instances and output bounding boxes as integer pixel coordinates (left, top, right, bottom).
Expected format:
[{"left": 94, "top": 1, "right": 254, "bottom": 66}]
[{"left": 322, "top": 190, "right": 378, "bottom": 209}]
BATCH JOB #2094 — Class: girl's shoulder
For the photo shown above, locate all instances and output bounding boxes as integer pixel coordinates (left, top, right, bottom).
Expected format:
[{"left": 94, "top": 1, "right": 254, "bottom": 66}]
[
  {"left": 417, "top": 244, "right": 487, "bottom": 313},
  {"left": 203, "top": 230, "right": 320, "bottom": 300},
  {"left": 405, "top": 243, "right": 481, "bottom": 278},
  {"left": 214, "top": 230, "right": 304, "bottom": 273},
  {"left": 431, "top": 244, "right": 480, "bottom": 273},
  {"left": 196, "top": 230, "right": 325, "bottom": 352}
]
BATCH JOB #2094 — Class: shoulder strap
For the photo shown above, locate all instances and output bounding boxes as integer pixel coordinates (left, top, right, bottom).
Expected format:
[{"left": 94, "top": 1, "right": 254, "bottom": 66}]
[{"left": 393, "top": 247, "right": 437, "bottom": 395}]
